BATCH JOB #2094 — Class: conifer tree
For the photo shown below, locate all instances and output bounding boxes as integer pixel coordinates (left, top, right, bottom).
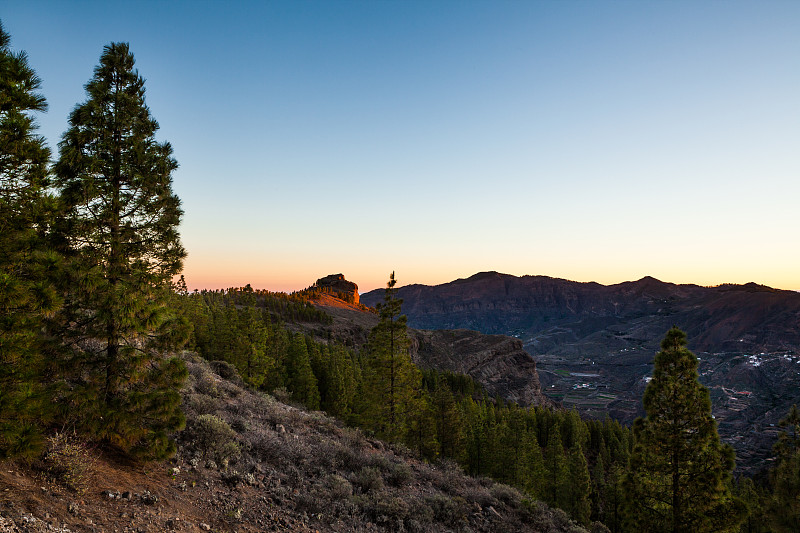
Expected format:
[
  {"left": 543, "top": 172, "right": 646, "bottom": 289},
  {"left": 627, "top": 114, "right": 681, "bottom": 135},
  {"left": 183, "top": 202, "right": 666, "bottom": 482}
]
[
  {"left": 321, "top": 345, "right": 357, "bottom": 418},
  {"left": 767, "top": 404, "right": 800, "bottom": 532},
  {"left": 545, "top": 429, "right": 568, "bottom": 508},
  {"left": 622, "top": 327, "right": 745, "bottom": 533},
  {"left": 361, "top": 272, "right": 421, "bottom": 441},
  {"left": 52, "top": 43, "right": 187, "bottom": 458},
  {"left": 285, "top": 333, "right": 320, "bottom": 409},
  {"left": 566, "top": 445, "right": 591, "bottom": 525},
  {"left": 432, "top": 375, "right": 464, "bottom": 460},
  {"left": 0, "top": 21, "right": 60, "bottom": 459},
  {"left": 521, "top": 429, "right": 546, "bottom": 500}
]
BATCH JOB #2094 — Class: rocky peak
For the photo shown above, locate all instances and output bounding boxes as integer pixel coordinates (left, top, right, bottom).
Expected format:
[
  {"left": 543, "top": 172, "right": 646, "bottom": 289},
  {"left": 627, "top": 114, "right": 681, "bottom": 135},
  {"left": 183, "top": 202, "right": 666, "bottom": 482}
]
[{"left": 315, "top": 273, "right": 359, "bottom": 305}]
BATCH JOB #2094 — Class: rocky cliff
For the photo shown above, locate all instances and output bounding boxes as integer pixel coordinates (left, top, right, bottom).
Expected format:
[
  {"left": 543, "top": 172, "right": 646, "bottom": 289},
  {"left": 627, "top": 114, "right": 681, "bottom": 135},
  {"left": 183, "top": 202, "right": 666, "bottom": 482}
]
[{"left": 315, "top": 273, "right": 360, "bottom": 305}]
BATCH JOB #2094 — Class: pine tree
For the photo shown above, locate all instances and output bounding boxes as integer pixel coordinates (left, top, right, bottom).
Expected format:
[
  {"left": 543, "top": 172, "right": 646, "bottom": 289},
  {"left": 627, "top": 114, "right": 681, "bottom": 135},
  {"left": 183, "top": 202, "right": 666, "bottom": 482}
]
[
  {"left": 52, "top": 43, "right": 187, "bottom": 458},
  {"left": 361, "top": 272, "right": 421, "bottom": 442},
  {"left": 432, "top": 375, "right": 464, "bottom": 460},
  {"left": 544, "top": 428, "right": 568, "bottom": 509},
  {"left": 520, "top": 427, "right": 545, "bottom": 500},
  {"left": 0, "top": 21, "right": 61, "bottom": 459},
  {"left": 285, "top": 333, "right": 320, "bottom": 409},
  {"left": 622, "top": 327, "right": 745, "bottom": 533},
  {"left": 566, "top": 445, "right": 591, "bottom": 525},
  {"left": 767, "top": 404, "right": 800, "bottom": 532}
]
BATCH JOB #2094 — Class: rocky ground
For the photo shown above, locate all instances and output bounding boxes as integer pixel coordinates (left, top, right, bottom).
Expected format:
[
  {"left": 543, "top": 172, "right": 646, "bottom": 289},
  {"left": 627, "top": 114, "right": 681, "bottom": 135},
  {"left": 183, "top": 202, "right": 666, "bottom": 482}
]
[{"left": 0, "top": 353, "right": 592, "bottom": 533}]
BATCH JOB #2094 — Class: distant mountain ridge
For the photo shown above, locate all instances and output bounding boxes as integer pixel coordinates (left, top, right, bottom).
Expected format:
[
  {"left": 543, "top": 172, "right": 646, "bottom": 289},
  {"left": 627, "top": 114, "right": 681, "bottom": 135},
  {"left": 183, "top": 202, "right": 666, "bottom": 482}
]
[
  {"left": 361, "top": 271, "right": 800, "bottom": 356},
  {"left": 362, "top": 272, "right": 800, "bottom": 472}
]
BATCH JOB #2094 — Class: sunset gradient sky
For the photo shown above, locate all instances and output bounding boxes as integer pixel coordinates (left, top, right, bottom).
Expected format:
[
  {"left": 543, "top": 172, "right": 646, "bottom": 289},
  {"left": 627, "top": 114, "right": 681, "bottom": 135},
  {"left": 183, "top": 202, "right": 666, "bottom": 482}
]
[{"left": 5, "top": 1, "right": 800, "bottom": 293}]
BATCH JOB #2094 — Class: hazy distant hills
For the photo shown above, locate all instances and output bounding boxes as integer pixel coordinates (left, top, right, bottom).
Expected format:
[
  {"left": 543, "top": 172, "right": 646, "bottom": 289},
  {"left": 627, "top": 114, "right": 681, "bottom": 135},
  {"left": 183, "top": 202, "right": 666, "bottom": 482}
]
[{"left": 361, "top": 271, "right": 800, "bottom": 356}]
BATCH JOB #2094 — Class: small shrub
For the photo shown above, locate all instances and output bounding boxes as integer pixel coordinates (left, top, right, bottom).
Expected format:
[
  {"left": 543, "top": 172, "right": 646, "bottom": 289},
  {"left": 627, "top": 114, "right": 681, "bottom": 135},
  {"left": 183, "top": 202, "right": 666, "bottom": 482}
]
[
  {"left": 489, "top": 483, "right": 522, "bottom": 507},
  {"left": 386, "top": 461, "right": 412, "bottom": 487},
  {"left": 353, "top": 466, "right": 384, "bottom": 493},
  {"left": 370, "top": 491, "right": 410, "bottom": 523},
  {"left": 185, "top": 393, "right": 220, "bottom": 415},
  {"left": 209, "top": 360, "right": 240, "bottom": 381},
  {"left": 425, "top": 493, "right": 468, "bottom": 525},
  {"left": 405, "top": 496, "right": 436, "bottom": 526},
  {"left": 271, "top": 387, "right": 291, "bottom": 403},
  {"left": 325, "top": 474, "right": 353, "bottom": 500},
  {"left": 190, "top": 414, "right": 240, "bottom": 464},
  {"left": 40, "top": 433, "right": 97, "bottom": 494},
  {"left": 229, "top": 416, "right": 248, "bottom": 432},
  {"left": 195, "top": 372, "right": 219, "bottom": 397}
]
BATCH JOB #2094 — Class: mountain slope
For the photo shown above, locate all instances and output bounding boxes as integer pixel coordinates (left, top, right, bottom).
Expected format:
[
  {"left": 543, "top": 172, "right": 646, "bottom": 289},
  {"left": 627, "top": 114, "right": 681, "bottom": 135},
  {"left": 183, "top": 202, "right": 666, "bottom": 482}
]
[{"left": 0, "top": 353, "right": 587, "bottom": 533}]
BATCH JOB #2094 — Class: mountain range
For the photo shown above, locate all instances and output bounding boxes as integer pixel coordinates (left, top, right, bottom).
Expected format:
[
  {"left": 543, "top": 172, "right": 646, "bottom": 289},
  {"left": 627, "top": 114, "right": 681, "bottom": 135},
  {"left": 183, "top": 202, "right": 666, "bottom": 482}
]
[{"left": 362, "top": 272, "right": 800, "bottom": 472}]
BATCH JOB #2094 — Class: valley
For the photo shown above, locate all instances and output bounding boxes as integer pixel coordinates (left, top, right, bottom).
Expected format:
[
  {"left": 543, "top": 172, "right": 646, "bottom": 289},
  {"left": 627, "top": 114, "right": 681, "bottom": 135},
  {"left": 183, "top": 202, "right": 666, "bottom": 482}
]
[{"left": 362, "top": 271, "right": 800, "bottom": 473}]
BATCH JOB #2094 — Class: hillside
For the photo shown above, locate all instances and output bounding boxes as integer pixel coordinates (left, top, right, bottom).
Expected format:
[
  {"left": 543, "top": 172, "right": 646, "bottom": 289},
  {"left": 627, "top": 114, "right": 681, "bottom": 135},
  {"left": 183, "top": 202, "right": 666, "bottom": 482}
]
[
  {"left": 308, "top": 289, "right": 551, "bottom": 407},
  {"left": 0, "top": 353, "right": 589, "bottom": 533},
  {"left": 361, "top": 272, "right": 800, "bottom": 472}
]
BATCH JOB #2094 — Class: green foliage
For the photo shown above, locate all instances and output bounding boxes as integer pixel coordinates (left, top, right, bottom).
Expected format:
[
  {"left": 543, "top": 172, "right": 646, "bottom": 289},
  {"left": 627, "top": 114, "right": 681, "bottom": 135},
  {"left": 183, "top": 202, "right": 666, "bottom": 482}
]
[
  {"left": 360, "top": 272, "right": 423, "bottom": 442},
  {"left": 0, "top": 21, "right": 60, "bottom": 459},
  {"left": 766, "top": 404, "right": 800, "bottom": 532},
  {"left": 286, "top": 333, "right": 320, "bottom": 409},
  {"left": 52, "top": 42, "right": 186, "bottom": 457},
  {"left": 622, "top": 327, "right": 746, "bottom": 533}
]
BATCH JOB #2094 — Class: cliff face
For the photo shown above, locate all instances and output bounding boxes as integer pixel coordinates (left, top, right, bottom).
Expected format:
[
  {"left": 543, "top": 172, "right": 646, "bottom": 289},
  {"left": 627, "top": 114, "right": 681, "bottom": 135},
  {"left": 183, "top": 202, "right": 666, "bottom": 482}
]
[
  {"left": 410, "top": 329, "right": 551, "bottom": 407},
  {"left": 315, "top": 273, "right": 360, "bottom": 305}
]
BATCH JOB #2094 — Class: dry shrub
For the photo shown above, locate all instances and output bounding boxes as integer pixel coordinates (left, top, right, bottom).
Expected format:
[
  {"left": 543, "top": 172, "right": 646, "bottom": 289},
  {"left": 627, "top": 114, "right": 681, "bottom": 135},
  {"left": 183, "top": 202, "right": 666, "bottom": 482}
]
[
  {"left": 224, "top": 390, "right": 272, "bottom": 419},
  {"left": 353, "top": 466, "right": 384, "bottom": 493},
  {"left": 209, "top": 360, "right": 240, "bottom": 382},
  {"left": 189, "top": 414, "right": 240, "bottom": 465},
  {"left": 40, "top": 432, "right": 97, "bottom": 494},
  {"left": 195, "top": 372, "right": 220, "bottom": 397},
  {"left": 424, "top": 493, "right": 468, "bottom": 526},
  {"left": 460, "top": 482, "right": 494, "bottom": 509},
  {"left": 185, "top": 393, "right": 220, "bottom": 415},
  {"left": 325, "top": 473, "right": 353, "bottom": 500},
  {"left": 489, "top": 483, "right": 522, "bottom": 507},
  {"left": 271, "top": 386, "right": 291, "bottom": 403},
  {"left": 522, "top": 499, "right": 585, "bottom": 533},
  {"left": 369, "top": 491, "right": 411, "bottom": 524},
  {"left": 243, "top": 428, "right": 309, "bottom": 469},
  {"left": 385, "top": 461, "right": 412, "bottom": 487}
]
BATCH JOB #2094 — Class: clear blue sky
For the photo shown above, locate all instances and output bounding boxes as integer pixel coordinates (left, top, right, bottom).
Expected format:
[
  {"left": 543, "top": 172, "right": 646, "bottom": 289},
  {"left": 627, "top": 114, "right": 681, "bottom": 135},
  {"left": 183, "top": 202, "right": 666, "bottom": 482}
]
[{"left": 5, "top": 1, "right": 800, "bottom": 292}]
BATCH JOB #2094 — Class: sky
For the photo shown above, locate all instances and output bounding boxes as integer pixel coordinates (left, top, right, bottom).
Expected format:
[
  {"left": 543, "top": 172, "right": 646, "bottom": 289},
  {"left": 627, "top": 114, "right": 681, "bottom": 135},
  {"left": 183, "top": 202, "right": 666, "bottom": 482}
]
[{"left": 4, "top": 1, "right": 800, "bottom": 293}]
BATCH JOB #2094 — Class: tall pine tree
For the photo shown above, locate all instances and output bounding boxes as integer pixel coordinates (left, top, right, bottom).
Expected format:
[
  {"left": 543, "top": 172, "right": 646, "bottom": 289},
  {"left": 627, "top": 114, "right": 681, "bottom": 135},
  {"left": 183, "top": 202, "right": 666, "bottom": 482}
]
[
  {"left": 0, "top": 21, "right": 60, "bottom": 459},
  {"left": 361, "top": 272, "right": 421, "bottom": 442},
  {"left": 622, "top": 327, "right": 745, "bottom": 533},
  {"left": 53, "top": 43, "right": 187, "bottom": 459}
]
